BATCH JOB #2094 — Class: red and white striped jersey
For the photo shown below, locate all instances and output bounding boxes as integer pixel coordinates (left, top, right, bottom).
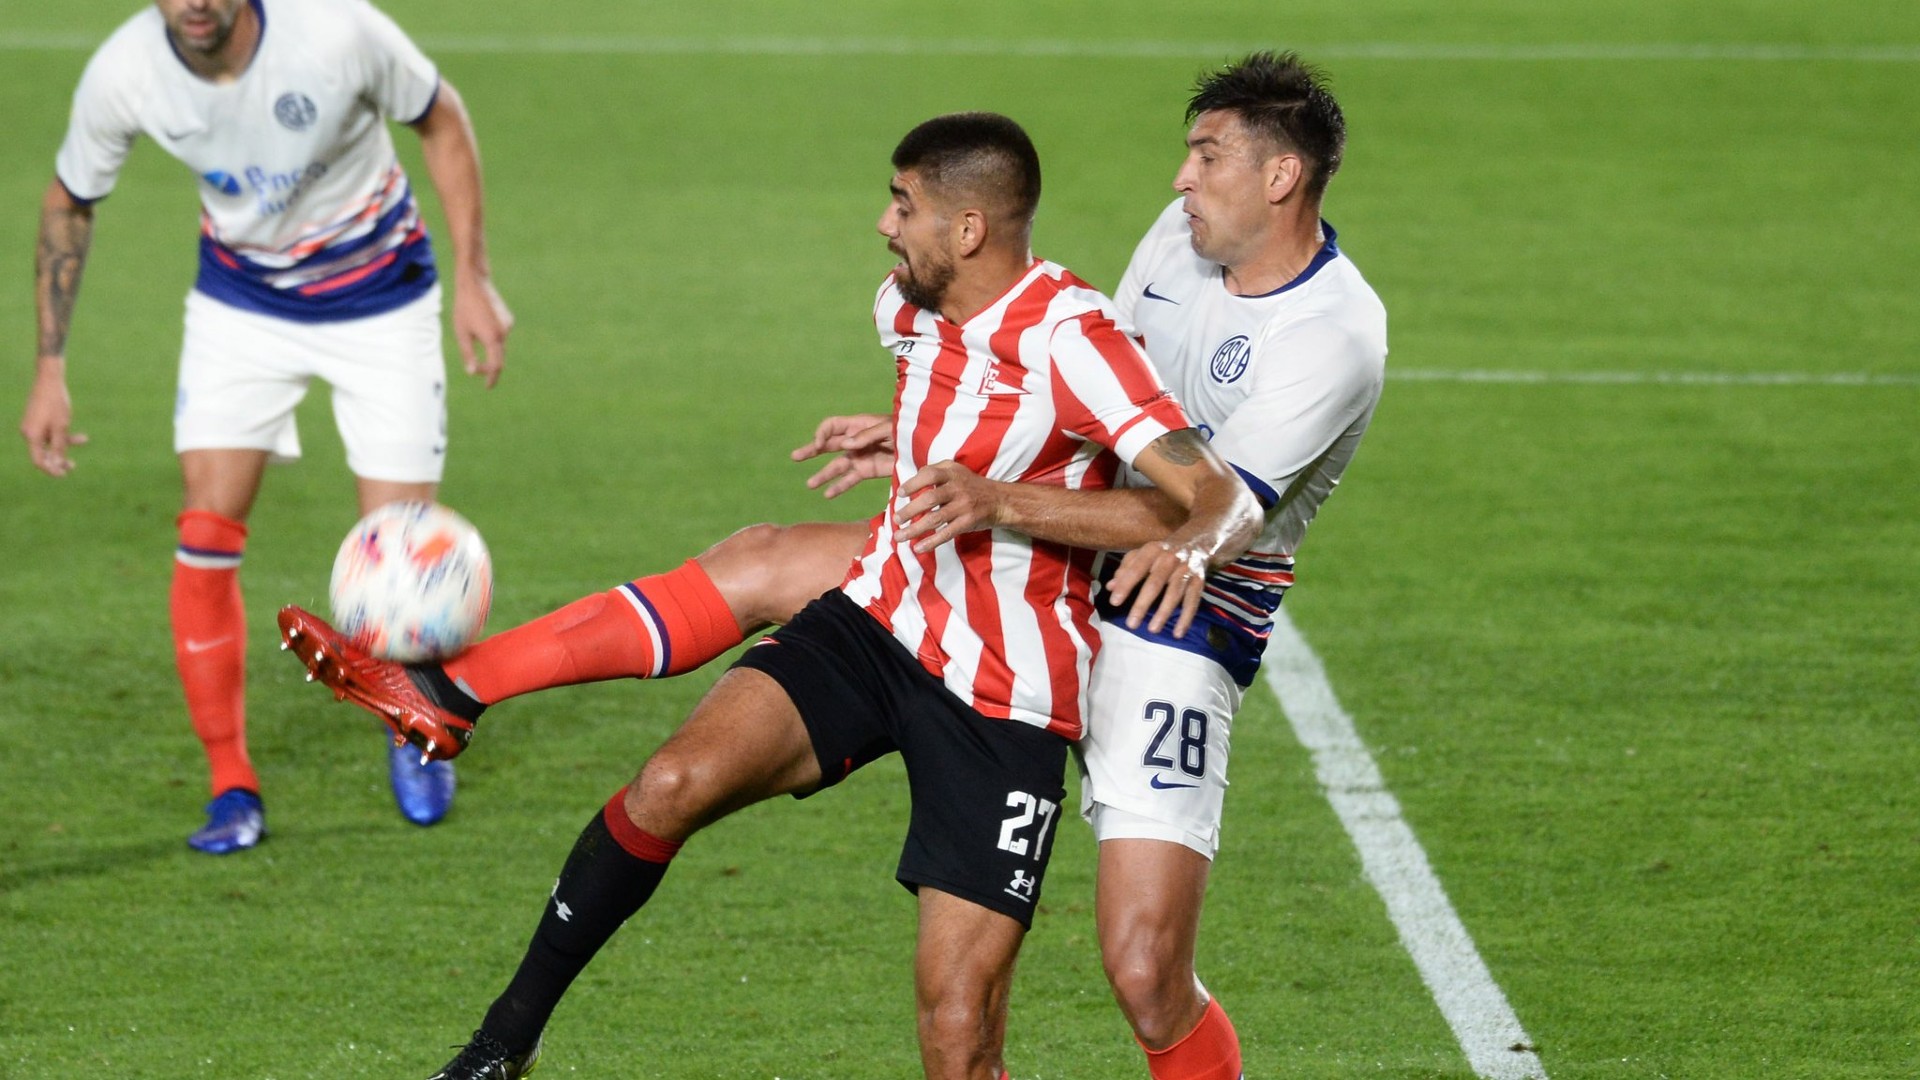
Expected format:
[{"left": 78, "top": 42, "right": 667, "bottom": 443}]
[{"left": 840, "top": 260, "right": 1191, "bottom": 739}]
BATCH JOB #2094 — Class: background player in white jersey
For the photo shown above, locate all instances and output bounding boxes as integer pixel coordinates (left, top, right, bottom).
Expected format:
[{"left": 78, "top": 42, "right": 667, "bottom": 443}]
[
  {"left": 19, "top": 0, "right": 514, "bottom": 853},
  {"left": 272, "top": 53, "right": 1373, "bottom": 1079},
  {"left": 280, "top": 112, "right": 1260, "bottom": 1080}
]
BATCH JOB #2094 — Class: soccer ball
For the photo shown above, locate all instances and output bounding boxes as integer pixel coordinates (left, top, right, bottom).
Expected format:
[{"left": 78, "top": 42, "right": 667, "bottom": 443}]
[{"left": 328, "top": 501, "right": 492, "bottom": 663}]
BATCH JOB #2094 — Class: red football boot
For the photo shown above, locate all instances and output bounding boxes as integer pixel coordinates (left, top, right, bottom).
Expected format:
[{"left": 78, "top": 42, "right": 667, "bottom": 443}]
[{"left": 277, "top": 605, "right": 474, "bottom": 761}]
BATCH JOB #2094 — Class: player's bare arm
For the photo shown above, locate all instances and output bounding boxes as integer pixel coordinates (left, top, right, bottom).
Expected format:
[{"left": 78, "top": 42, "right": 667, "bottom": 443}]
[
  {"left": 22, "top": 178, "right": 96, "bottom": 476},
  {"left": 899, "top": 428, "right": 1262, "bottom": 636},
  {"left": 791, "top": 412, "right": 895, "bottom": 498},
  {"left": 412, "top": 79, "right": 512, "bottom": 388}
]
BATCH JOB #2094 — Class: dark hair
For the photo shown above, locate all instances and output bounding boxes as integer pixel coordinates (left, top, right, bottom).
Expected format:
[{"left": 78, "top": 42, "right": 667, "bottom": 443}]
[
  {"left": 891, "top": 112, "right": 1042, "bottom": 228},
  {"left": 1188, "top": 51, "right": 1345, "bottom": 200}
]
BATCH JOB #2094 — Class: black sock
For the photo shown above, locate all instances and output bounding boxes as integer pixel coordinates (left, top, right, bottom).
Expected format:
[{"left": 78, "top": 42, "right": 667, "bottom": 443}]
[
  {"left": 479, "top": 798, "right": 678, "bottom": 1052},
  {"left": 407, "top": 663, "right": 487, "bottom": 722}
]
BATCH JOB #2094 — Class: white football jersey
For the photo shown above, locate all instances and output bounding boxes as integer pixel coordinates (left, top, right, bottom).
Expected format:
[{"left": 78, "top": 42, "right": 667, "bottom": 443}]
[
  {"left": 55, "top": 0, "right": 440, "bottom": 321},
  {"left": 1108, "top": 198, "right": 1388, "bottom": 683}
]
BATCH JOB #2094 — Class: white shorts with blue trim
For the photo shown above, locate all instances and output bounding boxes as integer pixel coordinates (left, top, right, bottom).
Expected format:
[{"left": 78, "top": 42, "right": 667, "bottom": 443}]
[
  {"left": 1077, "top": 621, "right": 1244, "bottom": 859},
  {"left": 175, "top": 286, "right": 447, "bottom": 483}
]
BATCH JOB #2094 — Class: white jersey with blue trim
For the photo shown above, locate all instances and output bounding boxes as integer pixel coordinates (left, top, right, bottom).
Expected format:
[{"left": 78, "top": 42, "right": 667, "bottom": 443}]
[
  {"left": 54, "top": 0, "right": 441, "bottom": 322},
  {"left": 1106, "top": 197, "right": 1387, "bottom": 684}
]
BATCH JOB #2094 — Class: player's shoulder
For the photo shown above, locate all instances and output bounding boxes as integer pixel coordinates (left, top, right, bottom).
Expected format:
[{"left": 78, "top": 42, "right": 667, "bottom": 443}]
[
  {"left": 79, "top": 7, "right": 166, "bottom": 86},
  {"left": 265, "top": 0, "right": 374, "bottom": 50},
  {"left": 1030, "top": 260, "right": 1127, "bottom": 334}
]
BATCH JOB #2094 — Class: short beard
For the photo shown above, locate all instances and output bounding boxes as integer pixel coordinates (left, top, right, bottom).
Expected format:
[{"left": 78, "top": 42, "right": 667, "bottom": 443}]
[
  {"left": 170, "top": 9, "right": 239, "bottom": 55},
  {"left": 895, "top": 254, "right": 956, "bottom": 313}
]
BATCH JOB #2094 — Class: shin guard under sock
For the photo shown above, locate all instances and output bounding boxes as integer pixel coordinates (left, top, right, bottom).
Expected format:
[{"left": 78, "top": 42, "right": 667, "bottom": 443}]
[
  {"left": 444, "top": 559, "right": 743, "bottom": 706},
  {"left": 480, "top": 787, "right": 683, "bottom": 1052},
  {"left": 1142, "top": 996, "right": 1242, "bottom": 1080},
  {"left": 172, "top": 510, "right": 255, "bottom": 797}
]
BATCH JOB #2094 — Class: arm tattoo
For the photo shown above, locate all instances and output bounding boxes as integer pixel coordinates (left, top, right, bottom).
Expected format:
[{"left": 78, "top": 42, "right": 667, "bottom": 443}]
[
  {"left": 36, "top": 202, "right": 94, "bottom": 359},
  {"left": 1149, "top": 428, "right": 1209, "bottom": 467}
]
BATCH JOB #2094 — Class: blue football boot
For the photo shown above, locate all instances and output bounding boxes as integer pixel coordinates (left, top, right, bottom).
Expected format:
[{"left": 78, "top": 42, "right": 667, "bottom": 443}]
[
  {"left": 389, "top": 737, "right": 456, "bottom": 825},
  {"left": 187, "top": 788, "right": 265, "bottom": 854}
]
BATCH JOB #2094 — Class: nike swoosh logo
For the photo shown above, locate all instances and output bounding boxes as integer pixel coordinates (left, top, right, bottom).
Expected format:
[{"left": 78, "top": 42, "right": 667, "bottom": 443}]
[
  {"left": 184, "top": 637, "right": 232, "bottom": 654},
  {"left": 1149, "top": 774, "right": 1198, "bottom": 790},
  {"left": 1142, "top": 283, "right": 1180, "bottom": 305},
  {"left": 163, "top": 128, "right": 199, "bottom": 141}
]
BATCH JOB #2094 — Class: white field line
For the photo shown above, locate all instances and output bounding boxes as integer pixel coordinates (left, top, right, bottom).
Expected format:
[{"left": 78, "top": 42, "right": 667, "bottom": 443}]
[
  {"left": 1390, "top": 369, "right": 1920, "bottom": 386},
  {"left": 1264, "top": 609, "right": 1547, "bottom": 1080},
  {"left": 1, "top": 32, "right": 1917, "bottom": 61}
]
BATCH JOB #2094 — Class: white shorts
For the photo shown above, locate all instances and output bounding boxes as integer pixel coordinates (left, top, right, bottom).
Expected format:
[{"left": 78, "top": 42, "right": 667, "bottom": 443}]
[
  {"left": 1077, "top": 622, "right": 1244, "bottom": 859},
  {"left": 175, "top": 286, "right": 448, "bottom": 483}
]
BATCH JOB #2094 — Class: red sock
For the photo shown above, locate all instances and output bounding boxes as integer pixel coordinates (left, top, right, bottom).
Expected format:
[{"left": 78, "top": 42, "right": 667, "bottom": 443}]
[
  {"left": 444, "top": 559, "right": 743, "bottom": 704},
  {"left": 172, "top": 511, "right": 256, "bottom": 797},
  {"left": 1141, "top": 996, "right": 1242, "bottom": 1080}
]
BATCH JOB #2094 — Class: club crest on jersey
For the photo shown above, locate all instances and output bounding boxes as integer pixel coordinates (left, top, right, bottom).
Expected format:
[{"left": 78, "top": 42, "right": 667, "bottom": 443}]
[
  {"left": 274, "top": 92, "right": 318, "bottom": 131},
  {"left": 1208, "top": 335, "right": 1253, "bottom": 383},
  {"left": 977, "top": 362, "right": 1028, "bottom": 396}
]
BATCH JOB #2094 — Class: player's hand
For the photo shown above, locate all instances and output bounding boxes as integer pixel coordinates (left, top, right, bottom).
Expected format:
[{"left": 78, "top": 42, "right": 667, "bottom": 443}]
[
  {"left": 896, "top": 461, "right": 1005, "bottom": 553},
  {"left": 792, "top": 413, "right": 894, "bottom": 498},
  {"left": 20, "top": 367, "right": 89, "bottom": 477},
  {"left": 1105, "top": 539, "right": 1208, "bottom": 637},
  {"left": 453, "top": 275, "right": 512, "bottom": 388}
]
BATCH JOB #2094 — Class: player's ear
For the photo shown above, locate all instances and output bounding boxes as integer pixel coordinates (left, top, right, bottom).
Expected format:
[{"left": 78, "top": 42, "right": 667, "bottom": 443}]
[
  {"left": 1268, "top": 153, "right": 1304, "bottom": 206},
  {"left": 953, "top": 208, "right": 988, "bottom": 257}
]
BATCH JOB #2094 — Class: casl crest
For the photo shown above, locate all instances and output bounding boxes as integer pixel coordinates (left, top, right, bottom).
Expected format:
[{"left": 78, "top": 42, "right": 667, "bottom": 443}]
[
  {"left": 274, "top": 92, "right": 318, "bottom": 131},
  {"left": 1208, "top": 335, "right": 1252, "bottom": 383}
]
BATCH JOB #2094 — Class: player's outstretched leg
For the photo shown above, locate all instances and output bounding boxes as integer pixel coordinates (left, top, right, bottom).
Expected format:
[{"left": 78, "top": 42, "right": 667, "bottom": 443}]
[
  {"left": 430, "top": 667, "right": 820, "bottom": 1074},
  {"left": 432, "top": 523, "right": 863, "bottom": 711},
  {"left": 1097, "top": 838, "right": 1242, "bottom": 1080}
]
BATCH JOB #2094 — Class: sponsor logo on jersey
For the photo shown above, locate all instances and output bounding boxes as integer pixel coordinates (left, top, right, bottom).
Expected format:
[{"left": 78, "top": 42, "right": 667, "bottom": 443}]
[
  {"left": 1208, "top": 335, "right": 1252, "bottom": 383},
  {"left": 1142, "top": 282, "right": 1180, "bottom": 304},
  {"left": 274, "top": 92, "right": 319, "bottom": 131},
  {"left": 211, "top": 161, "right": 331, "bottom": 216}
]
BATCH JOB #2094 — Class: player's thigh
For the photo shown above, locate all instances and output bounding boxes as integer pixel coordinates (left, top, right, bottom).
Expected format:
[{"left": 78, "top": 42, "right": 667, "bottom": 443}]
[
  {"left": 895, "top": 692, "right": 1070, "bottom": 930},
  {"left": 624, "top": 666, "right": 822, "bottom": 839},
  {"left": 1094, "top": 834, "right": 1212, "bottom": 970},
  {"left": 175, "top": 292, "right": 312, "bottom": 463},
  {"left": 1079, "top": 624, "right": 1243, "bottom": 858},
  {"left": 696, "top": 520, "right": 870, "bottom": 628},
  {"left": 311, "top": 286, "right": 448, "bottom": 484}
]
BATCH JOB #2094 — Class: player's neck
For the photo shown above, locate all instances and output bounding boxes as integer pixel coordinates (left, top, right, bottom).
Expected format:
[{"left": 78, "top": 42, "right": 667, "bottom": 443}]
[
  {"left": 170, "top": 2, "right": 262, "bottom": 84},
  {"left": 1222, "top": 205, "right": 1325, "bottom": 297},
  {"left": 937, "top": 247, "right": 1035, "bottom": 325}
]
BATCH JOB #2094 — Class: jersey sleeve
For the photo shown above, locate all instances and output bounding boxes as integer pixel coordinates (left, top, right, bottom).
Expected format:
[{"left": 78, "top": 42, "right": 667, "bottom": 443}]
[
  {"left": 349, "top": 0, "right": 440, "bottom": 123},
  {"left": 1112, "top": 199, "right": 1187, "bottom": 335},
  {"left": 1208, "top": 314, "right": 1384, "bottom": 506},
  {"left": 1048, "top": 312, "right": 1191, "bottom": 467},
  {"left": 53, "top": 44, "right": 142, "bottom": 204}
]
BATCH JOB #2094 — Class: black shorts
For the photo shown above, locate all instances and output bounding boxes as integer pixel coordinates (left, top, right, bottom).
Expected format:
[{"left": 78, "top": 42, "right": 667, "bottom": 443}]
[{"left": 732, "top": 590, "right": 1070, "bottom": 928}]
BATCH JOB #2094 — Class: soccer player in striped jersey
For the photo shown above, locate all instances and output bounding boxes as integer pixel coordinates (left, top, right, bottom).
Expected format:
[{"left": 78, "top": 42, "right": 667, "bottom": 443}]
[
  {"left": 282, "top": 112, "right": 1262, "bottom": 1080},
  {"left": 20, "top": 0, "right": 513, "bottom": 852}
]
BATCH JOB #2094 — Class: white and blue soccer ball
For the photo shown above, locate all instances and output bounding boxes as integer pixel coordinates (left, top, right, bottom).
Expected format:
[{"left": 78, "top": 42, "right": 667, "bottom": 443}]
[{"left": 328, "top": 501, "right": 493, "bottom": 663}]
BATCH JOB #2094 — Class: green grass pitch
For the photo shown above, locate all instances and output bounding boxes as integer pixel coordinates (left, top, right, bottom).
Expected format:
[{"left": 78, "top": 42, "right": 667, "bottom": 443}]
[{"left": 3, "top": 2, "right": 1918, "bottom": 1077}]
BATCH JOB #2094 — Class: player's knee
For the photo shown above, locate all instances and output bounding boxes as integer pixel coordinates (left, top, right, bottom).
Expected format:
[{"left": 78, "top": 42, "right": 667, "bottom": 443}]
[
  {"left": 1103, "top": 950, "right": 1199, "bottom": 1047},
  {"left": 625, "top": 751, "right": 718, "bottom": 834},
  {"left": 915, "top": 997, "right": 996, "bottom": 1073},
  {"left": 697, "top": 522, "right": 794, "bottom": 626}
]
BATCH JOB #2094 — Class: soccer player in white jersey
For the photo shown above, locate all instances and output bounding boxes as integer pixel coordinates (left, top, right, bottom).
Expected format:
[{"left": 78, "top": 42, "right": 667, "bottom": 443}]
[
  {"left": 19, "top": 0, "right": 514, "bottom": 853},
  {"left": 281, "top": 112, "right": 1261, "bottom": 1080}
]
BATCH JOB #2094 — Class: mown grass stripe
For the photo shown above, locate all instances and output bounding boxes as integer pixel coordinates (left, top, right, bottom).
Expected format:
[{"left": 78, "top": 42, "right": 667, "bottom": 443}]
[{"left": 2, "top": 32, "right": 1918, "bottom": 61}]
